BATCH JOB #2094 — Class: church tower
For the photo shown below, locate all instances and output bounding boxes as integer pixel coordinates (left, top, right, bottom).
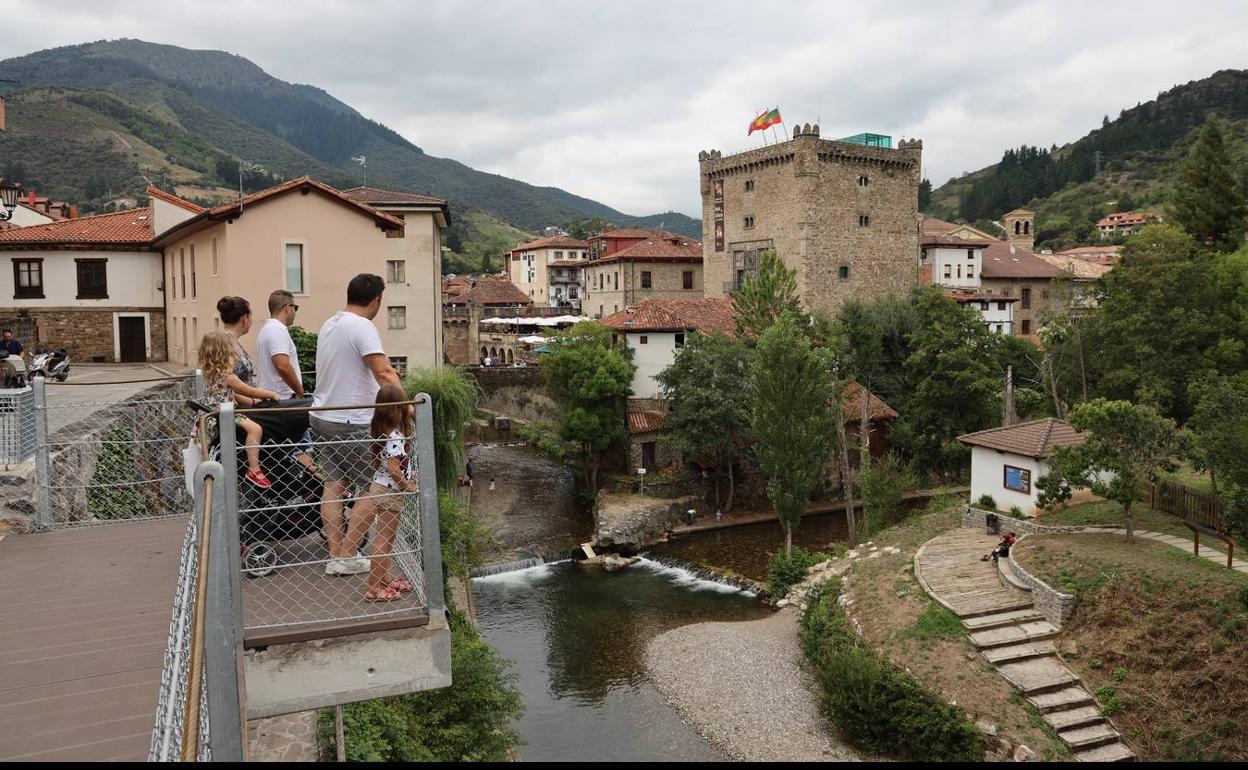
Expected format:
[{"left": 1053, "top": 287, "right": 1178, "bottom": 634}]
[{"left": 1003, "top": 209, "right": 1035, "bottom": 250}]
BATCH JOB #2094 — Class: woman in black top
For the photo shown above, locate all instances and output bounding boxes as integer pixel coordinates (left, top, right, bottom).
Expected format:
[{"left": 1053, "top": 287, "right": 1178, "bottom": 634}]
[{"left": 217, "top": 296, "right": 256, "bottom": 386}]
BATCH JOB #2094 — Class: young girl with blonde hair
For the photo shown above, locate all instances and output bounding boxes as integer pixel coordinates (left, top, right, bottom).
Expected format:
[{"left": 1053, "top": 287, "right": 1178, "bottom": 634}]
[{"left": 198, "top": 331, "right": 281, "bottom": 487}]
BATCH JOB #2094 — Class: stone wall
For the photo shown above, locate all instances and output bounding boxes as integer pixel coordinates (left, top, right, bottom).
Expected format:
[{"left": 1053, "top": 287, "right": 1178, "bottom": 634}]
[
  {"left": 443, "top": 317, "right": 475, "bottom": 365},
  {"left": 1001, "top": 549, "right": 1077, "bottom": 628},
  {"left": 583, "top": 260, "right": 703, "bottom": 319},
  {"left": 699, "top": 125, "right": 922, "bottom": 320},
  {"left": 961, "top": 505, "right": 1108, "bottom": 535},
  {"left": 470, "top": 366, "right": 559, "bottom": 425},
  {"left": 593, "top": 492, "right": 699, "bottom": 548},
  {"left": 0, "top": 307, "right": 167, "bottom": 362}
]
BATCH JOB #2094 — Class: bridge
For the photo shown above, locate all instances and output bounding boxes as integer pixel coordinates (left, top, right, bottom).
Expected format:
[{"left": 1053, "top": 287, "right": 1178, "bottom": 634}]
[{"left": 0, "top": 374, "right": 450, "bottom": 761}]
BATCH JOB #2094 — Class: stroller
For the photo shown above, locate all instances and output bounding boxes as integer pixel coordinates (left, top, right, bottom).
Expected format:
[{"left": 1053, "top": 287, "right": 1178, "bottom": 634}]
[{"left": 188, "top": 397, "right": 362, "bottom": 577}]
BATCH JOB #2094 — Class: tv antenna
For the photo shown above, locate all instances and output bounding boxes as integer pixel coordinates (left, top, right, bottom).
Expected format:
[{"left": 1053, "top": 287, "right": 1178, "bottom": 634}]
[
  {"left": 238, "top": 160, "right": 265, "bottom": 208},
  {"left": 352, "top": 155, "right": 367, "bottom": 186}
]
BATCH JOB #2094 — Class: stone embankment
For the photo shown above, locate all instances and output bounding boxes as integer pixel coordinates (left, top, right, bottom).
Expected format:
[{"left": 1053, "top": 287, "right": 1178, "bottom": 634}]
[{"left": 593, "top": 493, "right": 699, "bottom": 549}]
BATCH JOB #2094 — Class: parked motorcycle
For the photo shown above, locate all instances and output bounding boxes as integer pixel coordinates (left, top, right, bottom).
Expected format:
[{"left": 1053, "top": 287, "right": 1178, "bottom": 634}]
[{"left": 29, "top": 348, "right": 69, "bottom": 382}]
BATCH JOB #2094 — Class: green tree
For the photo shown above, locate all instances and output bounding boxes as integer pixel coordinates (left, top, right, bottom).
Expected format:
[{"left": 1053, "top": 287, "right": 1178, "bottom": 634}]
[
  {"left": 918, "top": 177, "right": 933, "bottom": 212},
  {"left": 750, "top": 312, "right": 835, "bottom": 554},
  {"left": 543, "top": 322, "right": 634, "bottom": 495},
  {"left": 562, "top": 217, "right": 613, "bottom": 240},
  {"left": 860, "top": 451, "right": 919, "bottom": 534},
  {"left": 892, "top": 287, "right": 999, "bottom": 476},
  {"left": 1189, "top": 373, "right": 1248, "bottom": 493},
  {"left": 732, "top": 248, "right": 801, "bottom": 337},
  {"left": 655, "top": 332, "right": 752, "bottom": 511},
  {"left": 403, "top": 366, "right": 481, "bottom": 491},
  {"left": 1091, "top": 224, "right": 1218, "bottom": 421},
  {"left": 1039, "top": 399, "right": 1187, "bottom": 540},
  {"left": 1171, "top": 115, "right": 1248, "bottom": 251},
  {"left": 834, "top": 295, "right": 920, "bottom": 408}
]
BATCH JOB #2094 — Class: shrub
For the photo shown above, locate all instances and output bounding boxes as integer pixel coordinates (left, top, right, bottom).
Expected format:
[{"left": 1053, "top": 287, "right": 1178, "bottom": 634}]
[
  {"left": 861, "top": 452, "right": 919, "bottom": 533},
  {"left": 977, "top": 494, "right": 998, "bottom": 510},
  {"left": 800, "top": 580, "right": 985, "bottom": 761},
  {"left": 321, "top": 600, "right": 524, "bottom": 761},
  {"left": 87, "top": 424, "right": 147, "bottom": 519},
  {"left": 288, "top": 325, "right": 318, "bottom": 393},
  {"left": 1095, "top": 684, "right": 1123, "bottom": 716},
  {"left": 403, "top": 366, "right": 481, "bottom": 491},
  {"left": 1009, "top": 505, "right": 1024, "bottom": 517},
  {"left": 766, "top": 546, "right": 828, "bottom": 597}
]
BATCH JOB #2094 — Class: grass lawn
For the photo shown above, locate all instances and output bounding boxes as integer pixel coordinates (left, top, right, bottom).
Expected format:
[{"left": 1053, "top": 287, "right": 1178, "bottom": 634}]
[
  {"left": 1036, "top": 499, "right": 1193, "bottom": 539},
  {"left": 1013, "top": 533, "right": 1248, "bottom": 761},
  {"left": 1163, "top": 460, "right": 1214, "bottom": 493},
  {"left": 844, "top": 495, "right": 1070, "bottom": 760}
]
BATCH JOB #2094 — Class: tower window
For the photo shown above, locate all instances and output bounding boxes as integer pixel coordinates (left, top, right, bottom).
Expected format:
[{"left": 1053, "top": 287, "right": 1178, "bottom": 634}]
[
  {"left": 744, "top": 216, "right": 755, "bottom": 229},
  {"left": 744, "top": 179, "right": 755, "bottom": 192},
  {"left": 858, "top": 214, "right": 870, "bottom": 227},
  {"left": 967, "top": 248, "right": 975, "bottom": 260},
  {"left": 838, "top": 265, "right": 850, "bottom": 280},
  {"left": 858, "top": 175, "right": 869, "bottom": 187}
]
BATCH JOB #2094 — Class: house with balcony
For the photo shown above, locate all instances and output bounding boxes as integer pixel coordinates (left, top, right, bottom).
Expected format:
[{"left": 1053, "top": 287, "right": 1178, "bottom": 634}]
[
  {"left": 504, "top": 235, "right": 589, "bottom": 309},
  {"left": 1097, "top": 210, "right": 1161, "bottom": 239}
]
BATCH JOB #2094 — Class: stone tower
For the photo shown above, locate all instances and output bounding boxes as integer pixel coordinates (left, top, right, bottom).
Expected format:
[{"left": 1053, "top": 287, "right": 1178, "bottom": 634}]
[
  {"left": 698, "top": 125, "right": 922, "bottom": 320},
  {"left": 1003, "top": 209, "right": 1035, "bottom": 250}
]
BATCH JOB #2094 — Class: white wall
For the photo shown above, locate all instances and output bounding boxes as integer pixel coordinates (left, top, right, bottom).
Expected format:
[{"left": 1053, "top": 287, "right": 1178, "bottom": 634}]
[
  {"left": 923, "top": 245, "right": 981, "bottom": 288},
  {"left": 5, "top": 204, "right": 56, "bottom": 228},
  {"left": 1, "top": 249, "right": 162, "bottom": 308},
  {"left": 150, "top": 197, "right": 198, "bottom": 238},
  {"left": 626, "top": 330, "right": 679, "bottom": 399},
  {"left": 969, "top": 447, "right": 1047, "bottom": 516}
]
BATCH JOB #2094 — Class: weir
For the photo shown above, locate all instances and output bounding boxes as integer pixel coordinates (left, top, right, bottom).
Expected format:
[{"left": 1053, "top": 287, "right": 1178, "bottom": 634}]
[{"left": 470, "top": 548, "right": 582, "bottom": 577}]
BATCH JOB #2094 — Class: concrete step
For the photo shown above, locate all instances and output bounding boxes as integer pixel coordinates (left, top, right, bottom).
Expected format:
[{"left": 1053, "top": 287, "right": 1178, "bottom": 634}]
[
  {"left": 997, "top": 657, "right": 1078, "bottom": 694},
  {"left": 955, "top": 597, "right": 1035, "bottom": 619},
  {"left": 969, "top": 620, "right": 1058, "bottom": 649},
  {"left": 997, "top": 557, "right": 1032, "bottom": 592},
  {"left": 982, "top": 640, "right": 1057, "bottom": 664},
  {"left": 1029, "top": 686, "right": 1096, "bottom": 713},
  {"left": 1043, "top": 704, "right": 1104, "bottom": 731},
  {"left": 1073, "top": 741, "right": 1136, "bottom": 762},
  {"left": 963, "top": 608, "right": 1045, "bottom": 631},
  {"left": 1060, "top": 722, "right": 1121, "bottom": 750}
]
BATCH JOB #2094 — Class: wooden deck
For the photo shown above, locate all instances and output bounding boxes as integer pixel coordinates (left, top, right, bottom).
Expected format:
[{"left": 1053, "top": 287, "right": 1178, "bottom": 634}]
[
  {"left": 0, "top": 517, "right": 187, "bottom": 762},
  {"left": 914, "top": 529, "right": 1033, "bottom": 617}
]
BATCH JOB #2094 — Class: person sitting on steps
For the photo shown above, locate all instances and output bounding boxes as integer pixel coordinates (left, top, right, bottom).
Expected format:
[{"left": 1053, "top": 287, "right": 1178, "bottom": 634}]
[{"left": 982, "top": 532, "right": 1017, "bottom": 564}]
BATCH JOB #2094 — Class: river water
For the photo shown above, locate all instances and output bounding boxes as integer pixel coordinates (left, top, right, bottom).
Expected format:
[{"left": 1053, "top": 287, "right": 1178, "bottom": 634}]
[
  {"left": 472, "top": 559, "right": 769, "bottom": 761},
  {"left": 650, "top": 511, "right": 850, "bottom": 582}
]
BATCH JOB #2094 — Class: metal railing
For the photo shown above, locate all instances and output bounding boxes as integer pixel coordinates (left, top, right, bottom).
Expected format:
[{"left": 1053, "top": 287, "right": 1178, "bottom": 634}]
[
  {"left": 215, "top": 395, "right": 444, "bottom": 639},
  {"left": 31, "top": 372, "right": 203, "bottom": 529},
  {"left": 150, "top": 461, "right": 247, "bottom": 762}
]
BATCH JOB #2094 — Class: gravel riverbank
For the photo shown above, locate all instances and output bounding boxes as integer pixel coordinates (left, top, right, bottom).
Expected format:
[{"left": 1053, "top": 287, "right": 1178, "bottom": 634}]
[{"left": 644, "top": 609, "right": 858, "bottom": 762}]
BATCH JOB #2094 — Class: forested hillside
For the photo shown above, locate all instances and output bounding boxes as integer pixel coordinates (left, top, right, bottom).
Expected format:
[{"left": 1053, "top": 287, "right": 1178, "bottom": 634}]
[
  {"left": 0, "top": 39, "right": 701, "bottom": 242},
  {"left": 927, "top": 69, "right": 1248, "bottom": 249}
]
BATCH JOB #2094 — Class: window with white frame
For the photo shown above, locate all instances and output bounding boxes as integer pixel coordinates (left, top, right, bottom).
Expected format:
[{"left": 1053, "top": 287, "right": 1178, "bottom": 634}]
[
  {"left": 387, "top": 259, "right": 406, "bottom": 283},
  {"left": 285, "top": 243, "right": 305, "bottom": 294}
]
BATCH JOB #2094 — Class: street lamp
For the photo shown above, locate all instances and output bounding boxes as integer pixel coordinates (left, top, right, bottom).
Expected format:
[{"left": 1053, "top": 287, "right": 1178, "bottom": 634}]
[{"left": 0, "top": 179, "right": 20, "bottom": 222}]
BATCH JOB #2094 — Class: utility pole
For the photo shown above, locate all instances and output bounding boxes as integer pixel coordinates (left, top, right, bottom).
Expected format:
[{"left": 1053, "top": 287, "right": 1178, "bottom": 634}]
[
  {"left": 238, "top": 160, "right": 264, "bottom": 209},
  {"left": 1003, "top": 366, "right": 1015, "bottom": 426}
]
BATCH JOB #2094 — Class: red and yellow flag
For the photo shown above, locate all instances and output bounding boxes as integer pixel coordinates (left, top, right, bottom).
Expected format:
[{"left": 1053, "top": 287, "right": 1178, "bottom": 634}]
[{"left": 748, "top": 107, "right": 782, "bottom": 135}]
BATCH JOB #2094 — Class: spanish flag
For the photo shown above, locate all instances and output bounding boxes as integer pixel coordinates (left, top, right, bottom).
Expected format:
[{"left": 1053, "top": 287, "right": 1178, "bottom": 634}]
[{"left": 748, "top": 107, "right": 782, "bottom": 136}]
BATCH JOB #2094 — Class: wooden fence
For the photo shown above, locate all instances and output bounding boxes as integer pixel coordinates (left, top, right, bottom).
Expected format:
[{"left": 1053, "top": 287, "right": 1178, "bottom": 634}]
[{"left": 1141, "top": 479, "right": 1222, "bottom": 531}]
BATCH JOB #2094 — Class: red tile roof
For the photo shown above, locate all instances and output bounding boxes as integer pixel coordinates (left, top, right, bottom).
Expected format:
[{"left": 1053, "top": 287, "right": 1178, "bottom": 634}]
[
  {"left": 594, "top": 228, "right": 684, "bottom": 240},
  {"left": 601, "top": 298, "right": 736, "bottom": 336},
  {"left": 1096, "top": 210, "right": 1160, "bottom": 228},
  {"left": 508, "top": 236, "right": 589, "bottom": 253},
  {"left": 957, "top": 418, "right": 1086, "bottom": 459},
  {"left": 548, "top": 259, "right": 588, "bottom": 268},
  {"left": 445, "top": 277, "right": 532, "bottom": 306},
  {"left": 918, "top": 215, "right": 998, "bottom": 241},
  {"left": 0, "top": 207, "right": 154, "bottom": 249},
  {"left": 589, "top": 235, "right": 703, "bottom": 265},
  {"left": 145, "top": 186, "right": 205, "bottom": 214},
  {"left": 341, "top": 186, "right": 448, "bottom": 206},
  {"left": 945, "top": 288, "right": 1017, "bottom": 303},
  {"left": 153, "top": 176, "right": 403, "bottom": 246},
  {"left": 627, "top": 410, "right": 666, "bottom": 434},
  {"left": 921, "top": 235, "right": 992, "bottom": 248},
  {"left": 1033, "top": 252, "right": 1113, "bottom": 280},
  {"left": 841, "top": 382, "right": 898, "bottom": 423},
  {"left": 980, "top": 241, "right": 1062, "bottom": 279}
]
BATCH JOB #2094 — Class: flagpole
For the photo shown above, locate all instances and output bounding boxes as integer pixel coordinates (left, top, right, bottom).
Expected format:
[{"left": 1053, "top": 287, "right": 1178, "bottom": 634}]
[{"left": 778, "top": 106, "right": 788, "bottom": 140}]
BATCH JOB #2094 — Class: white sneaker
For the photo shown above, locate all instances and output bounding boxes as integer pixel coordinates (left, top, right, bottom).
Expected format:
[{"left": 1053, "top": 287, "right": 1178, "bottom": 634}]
[{"left": 325, "top": 556, "right": 369, "bottom": 576}]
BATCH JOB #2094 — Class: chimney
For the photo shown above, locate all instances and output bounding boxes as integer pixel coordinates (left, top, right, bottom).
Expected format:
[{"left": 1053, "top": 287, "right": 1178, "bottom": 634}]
[{"left": 27, "top": 190, "right": 35, "bottom": 207}]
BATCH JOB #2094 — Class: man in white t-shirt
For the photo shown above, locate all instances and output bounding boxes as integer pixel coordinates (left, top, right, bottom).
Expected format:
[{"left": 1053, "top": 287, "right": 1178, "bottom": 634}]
[
  {"left": 256, "top": 290, "right": 304, "bottom": 400},
  {"left": 311, "top": 274, "right": 402, "bottom": 575}
]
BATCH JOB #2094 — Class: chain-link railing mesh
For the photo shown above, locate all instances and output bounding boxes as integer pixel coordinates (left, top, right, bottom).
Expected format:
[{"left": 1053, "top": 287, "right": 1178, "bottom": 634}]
[
  {"left": 37, "top": 376, "right": 199, "bottom": 528},
  {"left": 222, "top": 403, "right": 426, "bottom": 635},
  {"left": 149, "top": 475, "right": 212, "bottom": 762},
  {"left": 0, "top": 386, "right": 34, "bottom": 469}
]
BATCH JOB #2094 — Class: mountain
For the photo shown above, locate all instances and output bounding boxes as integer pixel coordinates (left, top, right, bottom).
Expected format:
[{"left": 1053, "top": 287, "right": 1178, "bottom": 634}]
[
  {"left": 0, "top": 39, "right": 701, "bottom": 241},
  {"left": 926, "top": 69, "right": 1248, "bottom": 250}
]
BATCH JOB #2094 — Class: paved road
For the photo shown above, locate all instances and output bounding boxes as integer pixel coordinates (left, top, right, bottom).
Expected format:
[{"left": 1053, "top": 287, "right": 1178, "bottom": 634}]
[{"left": 44, "top": 363, "right": 194, "bottom": 436}]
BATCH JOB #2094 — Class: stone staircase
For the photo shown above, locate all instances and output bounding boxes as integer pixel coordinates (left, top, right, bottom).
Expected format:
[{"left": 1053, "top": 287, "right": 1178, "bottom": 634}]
[{"left": 914, "top": 530, "right": 1136, "bottom": 762}]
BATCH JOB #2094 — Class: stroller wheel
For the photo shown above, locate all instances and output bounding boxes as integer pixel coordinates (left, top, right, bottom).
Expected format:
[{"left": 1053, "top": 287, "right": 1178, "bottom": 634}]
[{"left": 243, "top": 542, "right": 279, "bottom": 578}]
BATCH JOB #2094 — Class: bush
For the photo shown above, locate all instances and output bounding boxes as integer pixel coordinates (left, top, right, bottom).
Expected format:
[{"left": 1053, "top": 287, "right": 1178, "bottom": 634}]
[
  {"left": 288, "top": 325, "right": 318, "bottom": 393},
  {"left": 321, "top": 600, "right": 524, "bottom": 761},
  {"left": 87, "top": 424, "right": 147, "bottom": 519},
  {"left": 1009, "top": 505, "right": 1024, "bottom": 517},
  {"left": 861, "top": 452, "right": 919, "bottom": 533},
  {"left": 800, "top": 580, "right": 985, "bottom": 761},
  {"left": 766, "top": 546, "right": 828, "bottom": 597},
  {"left": 403, "top": 367, "right": 481, "bottom": 491},
  {"left": 977, "top": 494, "right": 998, "bottom": 510}
]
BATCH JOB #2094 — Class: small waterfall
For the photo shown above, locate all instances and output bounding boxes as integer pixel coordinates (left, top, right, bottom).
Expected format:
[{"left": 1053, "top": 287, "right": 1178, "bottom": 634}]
[
  {"left": 471, "top": 548, "right": 581, "bottom": 578},
  {"left": 637, "top": 553, "right": 769, "bottom": 597}
]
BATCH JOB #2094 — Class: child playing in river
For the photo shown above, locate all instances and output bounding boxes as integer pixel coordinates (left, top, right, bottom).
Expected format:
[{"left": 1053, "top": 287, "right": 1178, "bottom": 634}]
[{"left": 198, "top": 331, "right": 281, "bottom": 487}]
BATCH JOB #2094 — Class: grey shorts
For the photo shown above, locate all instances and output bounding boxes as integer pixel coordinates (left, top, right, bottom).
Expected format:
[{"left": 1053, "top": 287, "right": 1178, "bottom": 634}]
[{"left": 309, "top": 415, "right": 372, "bottom": 490}]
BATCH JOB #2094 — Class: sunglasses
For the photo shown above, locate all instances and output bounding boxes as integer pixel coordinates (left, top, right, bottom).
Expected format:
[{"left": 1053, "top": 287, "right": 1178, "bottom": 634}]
[{"left": 287, "top": 303, "right": 300, "bottom": 311}]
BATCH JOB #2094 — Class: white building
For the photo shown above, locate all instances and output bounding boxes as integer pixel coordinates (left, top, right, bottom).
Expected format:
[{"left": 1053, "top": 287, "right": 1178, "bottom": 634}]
[
  {"left": 958, "top": 418, "right": 1090, "bottom": 516},
  {"left": 920, "top": 235, "right": 988, "bottom": 289},
  {"left": 946, "top": 290, "right": 1017, "bottom": 335},
  {"left": 343, "top": 186, "right": 452, "bottom": 371},
  {"left": 504, "top": 236, "right": 590, "bottom": 309},
  {"left": 600, "top": 297, "right": 737, "bottom": 399}
]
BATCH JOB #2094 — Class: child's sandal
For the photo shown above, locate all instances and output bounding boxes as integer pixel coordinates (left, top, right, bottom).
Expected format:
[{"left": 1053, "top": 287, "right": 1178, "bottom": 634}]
[{"left": 365, "top": 587, "right": 401, "bottom": 603}]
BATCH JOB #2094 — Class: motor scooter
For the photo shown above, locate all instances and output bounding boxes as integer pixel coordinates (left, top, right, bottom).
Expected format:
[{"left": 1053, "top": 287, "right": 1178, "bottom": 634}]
[
  {"left": 0, "top": 350, "right": 27, "bottom": 389},
  {"left": 29, "top": 348, "right": 69, "bottom": 382}
]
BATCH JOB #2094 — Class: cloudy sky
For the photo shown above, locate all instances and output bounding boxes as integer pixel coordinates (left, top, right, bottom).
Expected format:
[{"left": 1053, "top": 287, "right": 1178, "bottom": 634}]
[{"left": 1, "top": 1, "right": 1245, "bottom": 218}]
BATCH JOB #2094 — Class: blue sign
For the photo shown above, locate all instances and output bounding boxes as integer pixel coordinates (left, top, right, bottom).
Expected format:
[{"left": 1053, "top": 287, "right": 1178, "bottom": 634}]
[{"left": 1003, "top": 465, "right": 1031, "bottom": 494}]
